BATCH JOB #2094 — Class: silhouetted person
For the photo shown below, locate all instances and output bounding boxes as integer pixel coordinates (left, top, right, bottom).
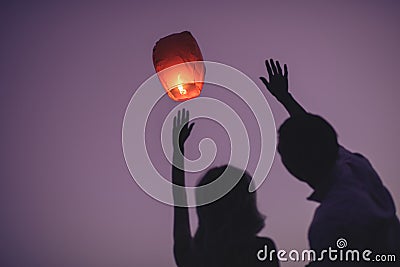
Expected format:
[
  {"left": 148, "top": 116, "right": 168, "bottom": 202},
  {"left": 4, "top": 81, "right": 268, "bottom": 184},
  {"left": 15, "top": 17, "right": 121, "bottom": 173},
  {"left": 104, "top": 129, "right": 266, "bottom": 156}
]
[
  {"left": 172, "top": 109, "right": 279, "bottom": 267},
  {"left": 260, "top": 59, "right": 400, "bottom": 266}
]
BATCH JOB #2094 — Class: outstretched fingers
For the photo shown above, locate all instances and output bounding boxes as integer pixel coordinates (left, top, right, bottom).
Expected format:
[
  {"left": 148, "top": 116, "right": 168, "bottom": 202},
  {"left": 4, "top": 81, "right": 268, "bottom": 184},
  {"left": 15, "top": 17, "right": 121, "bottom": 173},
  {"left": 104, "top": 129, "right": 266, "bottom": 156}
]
[
  {"left": 184, "top": 109, "right": 189, "bottom": 124},
  {"left": 284, "top": 64, "right": 288, "bottom": 78},
  {"left": 184, "top": 110, "right": 193, "bottom": 133},
  {"left": 174, "top": 108, "right": 193, "bottom": 129},
  {"left": 270, "top": 59, "right": 278, "bottom": 75},
  {"left": 276, "top": 61, "right": 283, "bottom": 75},
  {"left": 265, "top": 59, "right": 273, "bottom": 77},
  {"left": 265, "top": 58, "right": 286, "bottom": 77}
]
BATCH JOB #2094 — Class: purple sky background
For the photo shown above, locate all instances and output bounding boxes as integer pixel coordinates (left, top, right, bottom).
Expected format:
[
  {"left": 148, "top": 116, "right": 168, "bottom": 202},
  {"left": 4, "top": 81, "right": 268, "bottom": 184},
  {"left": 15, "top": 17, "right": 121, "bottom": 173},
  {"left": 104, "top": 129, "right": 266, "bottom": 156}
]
[{"left": 1, "top": 1, "right": 399, "bottom": 266}]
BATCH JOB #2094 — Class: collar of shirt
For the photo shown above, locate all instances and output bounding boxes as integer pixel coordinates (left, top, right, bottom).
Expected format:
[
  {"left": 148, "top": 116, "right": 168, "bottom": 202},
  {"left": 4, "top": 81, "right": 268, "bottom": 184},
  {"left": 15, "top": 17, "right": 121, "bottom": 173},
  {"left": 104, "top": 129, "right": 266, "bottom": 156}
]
[
  {"left": 306, "top": 146, "right": 347, "bottom": 203},
  {"left": 306, "top": 175, "right": 334, "bottom": 203}
]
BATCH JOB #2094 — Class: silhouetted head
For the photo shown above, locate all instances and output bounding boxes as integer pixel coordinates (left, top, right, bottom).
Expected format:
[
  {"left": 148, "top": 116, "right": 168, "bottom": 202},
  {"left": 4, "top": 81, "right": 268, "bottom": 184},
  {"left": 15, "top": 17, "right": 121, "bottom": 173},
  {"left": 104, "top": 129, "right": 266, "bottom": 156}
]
[
  {"left": 277, "top": 114, "right": 339, "bottom": 188},
  {"left": 194, "top": 165, "right": 264, "bottom": 246}
]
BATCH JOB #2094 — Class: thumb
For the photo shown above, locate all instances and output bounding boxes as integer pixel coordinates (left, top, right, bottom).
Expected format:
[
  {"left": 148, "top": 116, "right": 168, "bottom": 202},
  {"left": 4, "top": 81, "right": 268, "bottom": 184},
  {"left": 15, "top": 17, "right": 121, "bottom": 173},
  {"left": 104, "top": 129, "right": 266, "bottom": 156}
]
[
  {"left": 188, "top": 123, "right": 195, "bottom": 134},
  {"left": 259, "top": 77, "right": 269, "bottom": 87}
]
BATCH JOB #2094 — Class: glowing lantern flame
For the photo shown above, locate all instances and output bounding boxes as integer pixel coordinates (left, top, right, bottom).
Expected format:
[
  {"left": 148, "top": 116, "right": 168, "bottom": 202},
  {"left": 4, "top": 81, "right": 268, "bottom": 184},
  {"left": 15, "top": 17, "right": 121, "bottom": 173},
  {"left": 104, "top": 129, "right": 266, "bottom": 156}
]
[
  {"left": 152, "top": 31, "right": 205, "bottom": 101},
  {"left": 177, "top": 74, "right": 187, "bottom": 95}
]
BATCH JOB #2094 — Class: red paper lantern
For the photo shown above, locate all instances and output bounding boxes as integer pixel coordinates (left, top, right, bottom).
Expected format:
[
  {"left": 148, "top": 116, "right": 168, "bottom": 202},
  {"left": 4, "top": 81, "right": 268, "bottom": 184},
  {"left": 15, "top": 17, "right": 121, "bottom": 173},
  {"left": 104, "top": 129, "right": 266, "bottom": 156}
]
[{"left": 153, "top": 31, "right": 205, "bottom": 101}]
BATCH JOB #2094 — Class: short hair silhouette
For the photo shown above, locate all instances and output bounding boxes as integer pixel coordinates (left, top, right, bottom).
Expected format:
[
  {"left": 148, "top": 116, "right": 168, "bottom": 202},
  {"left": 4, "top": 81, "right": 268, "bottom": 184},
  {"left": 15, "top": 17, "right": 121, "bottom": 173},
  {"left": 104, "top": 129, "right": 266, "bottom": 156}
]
[
  {"left": 277, "top": 114, "right": 339, "bottom": 186},
  {"left": 194, "top": 165, "right": 265, "bottom": 247}
]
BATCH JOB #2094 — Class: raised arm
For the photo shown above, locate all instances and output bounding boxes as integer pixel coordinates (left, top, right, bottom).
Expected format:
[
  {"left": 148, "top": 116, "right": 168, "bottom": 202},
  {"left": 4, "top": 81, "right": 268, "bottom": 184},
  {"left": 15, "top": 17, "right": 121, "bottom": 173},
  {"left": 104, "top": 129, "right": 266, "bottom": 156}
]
[
  {"left": 172, "top": 109, "right": 195, "bottom": 267},
  {"left": 260, "top": 59, "right": 307, "bottom": 117}
]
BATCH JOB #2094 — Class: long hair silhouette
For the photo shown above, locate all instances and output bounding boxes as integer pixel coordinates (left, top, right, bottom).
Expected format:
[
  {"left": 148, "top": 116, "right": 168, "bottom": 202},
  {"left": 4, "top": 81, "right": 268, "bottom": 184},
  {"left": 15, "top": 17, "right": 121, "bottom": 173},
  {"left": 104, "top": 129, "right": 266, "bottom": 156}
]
[{"left": 194, "top": 165, "right": 265, "bottom": 248}]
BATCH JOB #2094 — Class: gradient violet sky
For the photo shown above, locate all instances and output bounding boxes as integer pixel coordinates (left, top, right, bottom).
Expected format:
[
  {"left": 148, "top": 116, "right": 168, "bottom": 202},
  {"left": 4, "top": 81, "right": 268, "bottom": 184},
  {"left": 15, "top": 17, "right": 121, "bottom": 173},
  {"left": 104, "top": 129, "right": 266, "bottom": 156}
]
[{"left": 1, "top": 1, "right": 399, "bottom": 267}]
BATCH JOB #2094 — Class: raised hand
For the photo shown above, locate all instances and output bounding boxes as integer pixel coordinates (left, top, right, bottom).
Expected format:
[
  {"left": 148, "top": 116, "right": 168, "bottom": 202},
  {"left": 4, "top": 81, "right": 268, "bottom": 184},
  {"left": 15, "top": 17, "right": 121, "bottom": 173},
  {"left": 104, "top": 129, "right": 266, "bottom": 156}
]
[
  {"left": 173, "top": 108, "right": 194, "bottom": 151},
  {"left": 260, "top": 59, "right": 289, "bottom": 102},
  {"left": 260, "top": 59, "right": 307, "bottom": 117}
]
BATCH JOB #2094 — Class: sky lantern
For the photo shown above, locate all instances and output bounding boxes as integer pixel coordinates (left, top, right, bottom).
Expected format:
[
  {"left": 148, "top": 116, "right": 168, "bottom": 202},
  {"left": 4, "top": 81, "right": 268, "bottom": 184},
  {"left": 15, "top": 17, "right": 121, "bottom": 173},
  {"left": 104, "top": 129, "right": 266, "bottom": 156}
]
[{"left": 153, "top": 31, "right": 205, "bottom": 101}]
